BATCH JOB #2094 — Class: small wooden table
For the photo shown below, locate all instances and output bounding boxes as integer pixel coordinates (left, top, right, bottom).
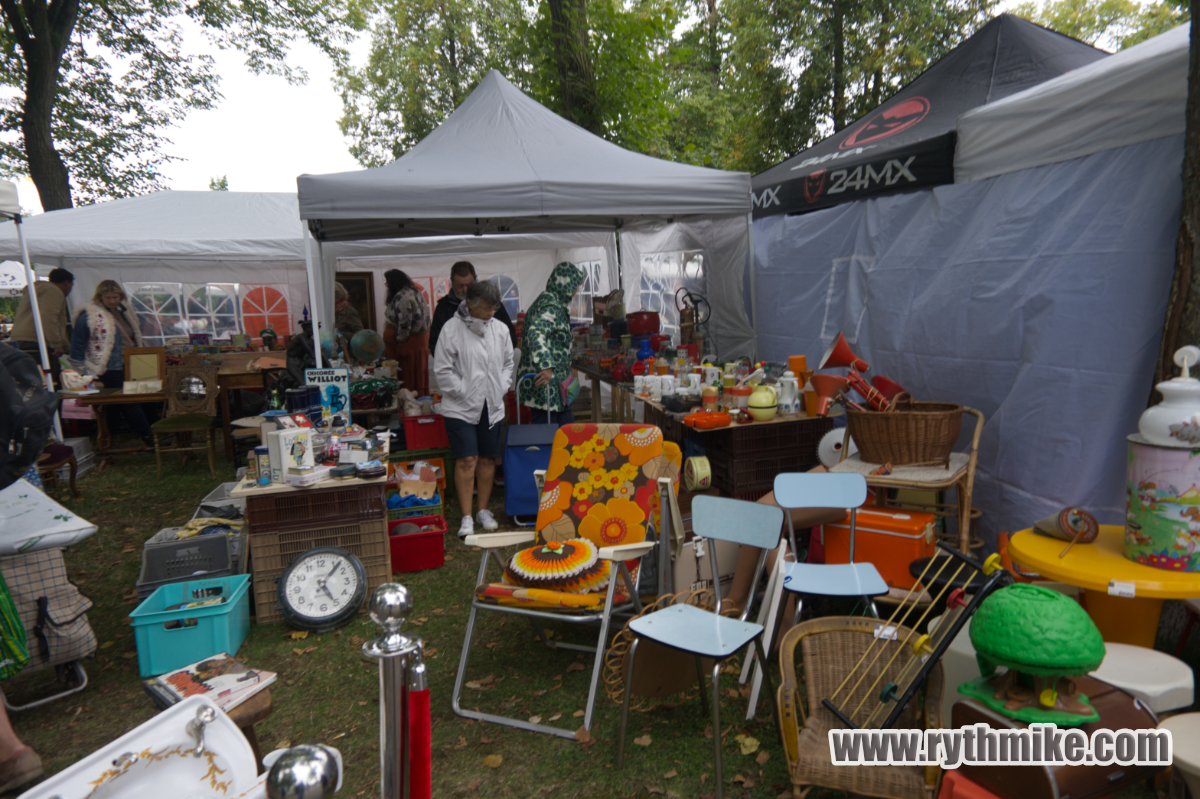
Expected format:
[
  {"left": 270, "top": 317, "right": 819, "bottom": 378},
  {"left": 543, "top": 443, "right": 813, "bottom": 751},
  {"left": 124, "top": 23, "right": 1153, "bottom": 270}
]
[
  {"left": 73, "top": 389, "right": 166, "bottom": 468},
  {"left": 218, "top": 353, "right": 267, "bottom": 461},
  {"left": 1009, "top": 525, "right": 1200, "bottom": 648},
  {"left": 227, "top": 689, "right": 272, "bottom": 774}
]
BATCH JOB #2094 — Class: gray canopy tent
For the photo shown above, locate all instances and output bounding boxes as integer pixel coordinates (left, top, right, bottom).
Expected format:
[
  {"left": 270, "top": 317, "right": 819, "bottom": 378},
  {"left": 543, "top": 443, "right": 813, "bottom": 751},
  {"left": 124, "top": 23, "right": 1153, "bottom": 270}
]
[{"left": 297, "top": 69, "right": 757, "bottom": 366}]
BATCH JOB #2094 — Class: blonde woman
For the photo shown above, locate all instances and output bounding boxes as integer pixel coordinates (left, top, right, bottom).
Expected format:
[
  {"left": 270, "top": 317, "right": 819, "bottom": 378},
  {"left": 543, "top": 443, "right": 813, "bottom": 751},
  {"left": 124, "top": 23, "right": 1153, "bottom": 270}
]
[{"left": 70, "top": 280, "right": 154, "bottom": 447}]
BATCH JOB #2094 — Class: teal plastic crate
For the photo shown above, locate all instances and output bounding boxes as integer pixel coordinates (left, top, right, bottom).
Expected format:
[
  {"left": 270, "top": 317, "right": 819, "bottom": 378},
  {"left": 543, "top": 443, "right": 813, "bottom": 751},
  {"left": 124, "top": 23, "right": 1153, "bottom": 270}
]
[{"left": 129, "top": 574, "right": 251, "bottom": 677}]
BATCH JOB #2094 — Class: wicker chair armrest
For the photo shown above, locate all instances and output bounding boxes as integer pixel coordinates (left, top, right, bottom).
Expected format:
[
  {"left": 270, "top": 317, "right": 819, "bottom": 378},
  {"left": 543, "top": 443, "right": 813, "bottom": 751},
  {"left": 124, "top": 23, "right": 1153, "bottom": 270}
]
[
  {"left": 779, "top": 684, "right": 804, "bottom": 767},
  {"left": 464, "top": 531, "right": 537, "bottom": 549}
]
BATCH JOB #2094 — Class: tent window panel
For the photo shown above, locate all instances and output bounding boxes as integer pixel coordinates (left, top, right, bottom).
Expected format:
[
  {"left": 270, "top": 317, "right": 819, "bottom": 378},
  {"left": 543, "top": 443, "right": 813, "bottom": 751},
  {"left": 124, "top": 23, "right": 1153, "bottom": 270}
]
[
  {"left": 487, "top": 274, "right": 520, "bottom": 318},
  {"left": 569, "top": 261, "right": 603, "bottom": 323},
  {"left": 241, "top": 285, "right": 292, "bottom": 344},
  {"left": 186, "top": 284, "right": 240, "bottom": 340},
  {"left": 126, "top": 282, "right": 184, "bottom": 347},
  {"left": 638, "top": 252, "right": 704, "bottom": 339}
]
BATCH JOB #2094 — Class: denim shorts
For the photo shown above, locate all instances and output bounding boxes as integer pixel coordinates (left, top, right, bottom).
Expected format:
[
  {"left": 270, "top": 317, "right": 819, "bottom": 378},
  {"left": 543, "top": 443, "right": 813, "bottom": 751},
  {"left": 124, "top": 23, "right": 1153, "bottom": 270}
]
[{"left": 444, "top": 402, "right": 503, "bottom": 459}]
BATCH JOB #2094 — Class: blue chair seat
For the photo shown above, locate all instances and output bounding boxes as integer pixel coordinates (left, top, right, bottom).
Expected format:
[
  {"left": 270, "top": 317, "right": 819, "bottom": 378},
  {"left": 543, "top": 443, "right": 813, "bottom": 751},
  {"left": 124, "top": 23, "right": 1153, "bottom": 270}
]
[
  {"left": 630, "top": 604, "right": 764, "bottom": 659},
  {"left": 783, "top": 561, "right": 889, "bottom": 598}
]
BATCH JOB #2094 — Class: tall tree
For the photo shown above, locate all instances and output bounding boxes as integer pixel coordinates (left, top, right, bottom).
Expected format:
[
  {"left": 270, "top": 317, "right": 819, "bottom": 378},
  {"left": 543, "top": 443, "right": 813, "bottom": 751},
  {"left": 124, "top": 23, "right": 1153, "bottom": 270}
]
[
  {"left": 1010, "top": 0, "right": 1187, "bottom": 49},
  {"left": 722, "top": 0, "right": 994, "bottom": 173},
  {"left": 0, "top": 0, "right": 356, "bottom": 210}
]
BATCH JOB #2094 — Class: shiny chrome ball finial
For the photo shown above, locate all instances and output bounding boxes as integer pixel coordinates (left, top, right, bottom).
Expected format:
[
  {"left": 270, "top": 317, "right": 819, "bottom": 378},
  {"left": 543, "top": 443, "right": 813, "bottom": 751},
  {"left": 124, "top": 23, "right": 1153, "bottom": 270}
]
[
  {"left": 369, "top": 583, "right": 412, "bottom": 630},
  {"left": 265, "top": 744, "right": 340, "bottom": 799}
]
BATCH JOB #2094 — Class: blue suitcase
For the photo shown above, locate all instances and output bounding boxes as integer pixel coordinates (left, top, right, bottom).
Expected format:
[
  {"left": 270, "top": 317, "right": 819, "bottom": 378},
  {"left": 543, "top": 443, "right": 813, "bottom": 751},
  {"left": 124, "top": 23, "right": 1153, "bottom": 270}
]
[{"left": 504, "top": 378, "right": 558, "bottom": 525}]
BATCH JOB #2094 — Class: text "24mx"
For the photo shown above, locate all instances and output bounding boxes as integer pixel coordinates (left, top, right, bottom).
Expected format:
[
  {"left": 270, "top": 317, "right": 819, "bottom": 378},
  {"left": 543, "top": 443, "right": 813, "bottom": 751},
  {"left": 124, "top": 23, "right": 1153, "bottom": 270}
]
[{"left": 826, "top": 156, "right": 917, "bottom": 195}]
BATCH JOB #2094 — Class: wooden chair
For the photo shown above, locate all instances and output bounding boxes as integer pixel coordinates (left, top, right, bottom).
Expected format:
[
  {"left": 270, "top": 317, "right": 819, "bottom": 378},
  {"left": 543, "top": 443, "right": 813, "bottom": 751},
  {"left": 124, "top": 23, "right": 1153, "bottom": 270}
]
[
  {"left": 36, "top": 445, "right": 79, "bottom": 498},
  {"left": 151, "top": 363, "right": 218, "bottom": 478},
  {"left": 778, "top": 616, "right": 943, "bottom": 799}
]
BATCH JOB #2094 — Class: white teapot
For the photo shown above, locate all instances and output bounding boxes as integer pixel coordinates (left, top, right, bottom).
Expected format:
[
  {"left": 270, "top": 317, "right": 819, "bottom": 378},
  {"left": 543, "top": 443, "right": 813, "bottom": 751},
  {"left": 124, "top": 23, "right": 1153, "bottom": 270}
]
[{"left": 1140, "top": 346, "right": 1200, "bottom": 447}]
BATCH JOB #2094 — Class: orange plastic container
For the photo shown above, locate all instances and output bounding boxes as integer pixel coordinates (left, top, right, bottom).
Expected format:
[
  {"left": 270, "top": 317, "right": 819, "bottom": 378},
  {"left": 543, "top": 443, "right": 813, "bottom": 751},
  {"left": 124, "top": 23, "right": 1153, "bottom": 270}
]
[{"left": 823, "top": 507, "right": 936, "bottom": 589}]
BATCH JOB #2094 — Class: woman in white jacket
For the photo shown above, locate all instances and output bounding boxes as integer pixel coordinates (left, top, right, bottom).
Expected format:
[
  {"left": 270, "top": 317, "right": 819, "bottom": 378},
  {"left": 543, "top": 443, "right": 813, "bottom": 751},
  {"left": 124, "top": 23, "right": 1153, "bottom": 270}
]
[{"left": 432, "top": 280, "right": 514, "bottom": 537}]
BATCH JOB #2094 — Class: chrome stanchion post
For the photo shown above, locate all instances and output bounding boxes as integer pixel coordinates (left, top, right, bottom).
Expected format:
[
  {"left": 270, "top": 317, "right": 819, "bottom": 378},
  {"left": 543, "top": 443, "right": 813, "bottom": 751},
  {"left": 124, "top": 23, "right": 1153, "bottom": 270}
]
[{"left": 363, "top": 583, "right": 422, "bottom": 799}]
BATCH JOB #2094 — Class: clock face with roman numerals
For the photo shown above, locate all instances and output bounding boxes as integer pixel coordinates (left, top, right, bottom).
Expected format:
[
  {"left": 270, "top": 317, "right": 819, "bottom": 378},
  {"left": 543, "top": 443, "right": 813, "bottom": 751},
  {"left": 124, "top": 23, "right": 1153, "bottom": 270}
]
[{"left": 277, "top": 546, "right": 368, "bottom": 633}]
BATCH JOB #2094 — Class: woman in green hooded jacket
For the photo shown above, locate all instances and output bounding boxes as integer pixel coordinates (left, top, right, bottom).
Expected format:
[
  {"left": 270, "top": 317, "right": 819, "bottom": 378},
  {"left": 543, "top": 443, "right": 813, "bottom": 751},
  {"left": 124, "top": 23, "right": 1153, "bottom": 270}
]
[{"left": 516, "top": 261, "right": 584, "bottom": 424}]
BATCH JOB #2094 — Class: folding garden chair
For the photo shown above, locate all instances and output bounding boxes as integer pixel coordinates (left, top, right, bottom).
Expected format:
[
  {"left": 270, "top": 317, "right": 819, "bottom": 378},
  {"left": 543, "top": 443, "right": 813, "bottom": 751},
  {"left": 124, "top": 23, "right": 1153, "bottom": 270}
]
[
  {"left": 616, "top": 495, "right": 784, "bottom": 799},
  {"left": 740, "top": 472, "right": 888, "bottom": 720},
  {"left": 452, "top": 423, "right": 682, "bottom": 739}
]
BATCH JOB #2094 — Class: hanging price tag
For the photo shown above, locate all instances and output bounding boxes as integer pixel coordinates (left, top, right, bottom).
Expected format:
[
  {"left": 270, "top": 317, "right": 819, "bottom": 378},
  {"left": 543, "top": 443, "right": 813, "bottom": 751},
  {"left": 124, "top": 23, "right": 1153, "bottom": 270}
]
[
  {"left": 1107, "top": 580, "right": 1136, "bottom": 598},
  {"left": 874, "top": 625, "right": 898, "bottom": 641}
]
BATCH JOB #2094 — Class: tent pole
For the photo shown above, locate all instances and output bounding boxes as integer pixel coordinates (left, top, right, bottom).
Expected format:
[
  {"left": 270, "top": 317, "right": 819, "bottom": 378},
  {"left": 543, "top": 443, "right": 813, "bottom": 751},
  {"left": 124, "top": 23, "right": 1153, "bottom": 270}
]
[
  {"left": 15, "top": 214, "right": 63, "bottom": 440},
  {"left": 303, "top": 226, "right": 324, "bottom": 369},
  {"left": 747, "top": 211, "right": 759, "bottom": 362}
]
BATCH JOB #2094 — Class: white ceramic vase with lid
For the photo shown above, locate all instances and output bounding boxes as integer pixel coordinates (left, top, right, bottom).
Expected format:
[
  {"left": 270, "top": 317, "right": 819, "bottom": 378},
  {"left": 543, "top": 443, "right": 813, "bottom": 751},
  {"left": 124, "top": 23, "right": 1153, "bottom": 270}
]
[{"left": 1140, "top": 345, "right": 1200, "bottom": 447}]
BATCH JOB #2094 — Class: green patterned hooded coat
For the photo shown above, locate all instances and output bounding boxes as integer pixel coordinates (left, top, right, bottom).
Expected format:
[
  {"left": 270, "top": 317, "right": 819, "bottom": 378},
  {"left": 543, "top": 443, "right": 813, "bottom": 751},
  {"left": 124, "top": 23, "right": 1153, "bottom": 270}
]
[{"left": 517, "top": 261, "right": 585, "bottom": 411}]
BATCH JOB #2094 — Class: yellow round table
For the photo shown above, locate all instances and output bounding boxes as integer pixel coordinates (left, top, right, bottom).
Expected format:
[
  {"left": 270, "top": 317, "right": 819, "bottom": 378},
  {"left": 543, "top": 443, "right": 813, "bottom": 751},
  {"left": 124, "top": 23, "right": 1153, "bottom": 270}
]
[{"left": 1008, "top": 525, "right": 1200, "bottom": 648}]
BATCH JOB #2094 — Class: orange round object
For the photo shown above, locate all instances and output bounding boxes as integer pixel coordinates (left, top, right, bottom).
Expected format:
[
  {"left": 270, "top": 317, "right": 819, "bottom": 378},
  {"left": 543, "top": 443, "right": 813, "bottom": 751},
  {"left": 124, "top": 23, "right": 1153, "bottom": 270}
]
[{"left": 684, "top": 411, "right": 733, "bottom": 430}]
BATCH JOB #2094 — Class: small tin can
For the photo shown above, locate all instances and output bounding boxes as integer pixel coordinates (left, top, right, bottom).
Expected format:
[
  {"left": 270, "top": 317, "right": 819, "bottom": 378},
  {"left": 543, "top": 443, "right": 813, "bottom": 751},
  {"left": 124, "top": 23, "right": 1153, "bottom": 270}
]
[{"left": 254, "top": 446, "right": 271, "bottom": 484}]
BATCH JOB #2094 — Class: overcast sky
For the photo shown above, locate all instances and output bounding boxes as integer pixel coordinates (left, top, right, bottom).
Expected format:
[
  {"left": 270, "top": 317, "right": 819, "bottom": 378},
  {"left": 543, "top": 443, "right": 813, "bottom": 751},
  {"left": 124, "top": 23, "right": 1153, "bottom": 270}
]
[{"left": 14, "top": 29, "right": 367, "bottom": 214}]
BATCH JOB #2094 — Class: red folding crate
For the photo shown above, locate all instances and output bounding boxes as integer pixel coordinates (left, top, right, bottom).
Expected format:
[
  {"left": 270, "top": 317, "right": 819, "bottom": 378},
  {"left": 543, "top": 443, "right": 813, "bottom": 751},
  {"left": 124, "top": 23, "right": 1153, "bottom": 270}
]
[
  {"left": 403, "top": 414, "right": 449, "bottom": 450},
  {"left": 388, "top": 516, "right": 447, "bottom": 573}
]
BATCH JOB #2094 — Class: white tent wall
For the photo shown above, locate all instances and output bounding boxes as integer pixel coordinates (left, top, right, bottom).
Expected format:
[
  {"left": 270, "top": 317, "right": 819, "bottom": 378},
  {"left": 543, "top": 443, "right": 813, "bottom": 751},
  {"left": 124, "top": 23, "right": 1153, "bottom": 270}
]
[
  {"left": 619, "top": 216, "right": 757, "bottom": 359},
  {"left": 751, "top": 134, "right": 1183, "bottom": 547}
]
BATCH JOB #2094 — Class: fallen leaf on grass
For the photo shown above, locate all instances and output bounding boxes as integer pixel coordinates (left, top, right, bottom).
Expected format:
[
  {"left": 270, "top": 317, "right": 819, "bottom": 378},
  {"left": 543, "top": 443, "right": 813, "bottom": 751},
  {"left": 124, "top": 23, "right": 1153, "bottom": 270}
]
[
  {"left": 735, "top": 734, "right": 760, "bottom": 755},
  {"left": 634, "top": 734, "right": 652, "bottom": 747},
  {"left": 482, "top": 755, "right": 503, "bottom": 769},
  {"left": 283, "top": 631, "right": 308, "bottom": 640},
  {"left": 484, "top": 642, "right": 500, "bottom": 650},
  {"left": 778, "top": 791, "right": 794, "bottom": 799},
  {"left": 566, "top": 662, "right": 585, "bottom": 673},
  {"left": 664, "top": 769, "right": 678, "bottom": 778},
  {"left": 122, "top": 590, "right": 139, "bottom": 603},
  {"left": 121, "top": 652, "right": 136, "bottom": 659},
  {"left": 121, "top": 544, "right": 136, "bottom": 553},
  {"left": 572, "top": 710, "right": 585, "bottom": 717},
  {"left": 756, "top": 750, "right": 770, "bottom": 765},
  {"left": 432, "top": 608, "right": 444, "bottom": 614},
  {"left": 548, "top": 712, "right": 562, "bottom": 722},
  {"left": 574, "top": 727, "right": 593, "bottom": 743},
  {"left": 723, "top": 687, "right": 740, "bottom": 699},
  {"left": 532, "top": 689, "right": 546, "bottom": 697},
  {"left": 275, "top": 739, "right": 292, "bottom": 749},
  {"left": 700, "top": 773, "right": 708, "bottom": 784},
  {"left": 351, "top": 636, "right": 364, "bottom": 645},
  {"left": 455, "top": 736, "right": 469, "bottom": 750},
  {"left": 479, "top": 735, "right": 494, "bottom": 744},
  {"left": 358, "top": 701, "right": 367, "bottom": 706},
  {"left": 465, "top": 675, "right": 498, "bottom": 691},
  {"left": 529, "top": 715, "right": 541, "bottom": 724},
  {"left": 704, "top": 725, "right": 713, "bottom": 739},
  {"left": 444, "top": 555, "right": 454, "bottom": 561},
  {"left": 466, "top": 779, "right": 482, "bottom": 790},
  {"left": 100, "top": 641, "right": 114, "bottom": 649},
  {"left": 425, "top": 647, "right": 438, "bottom": 657},
  {"left": 646, "top": 785, "right": 665, "bottom": 795},
  {"left": 100, "top": 497, "right": 118, "bottom": 503}
]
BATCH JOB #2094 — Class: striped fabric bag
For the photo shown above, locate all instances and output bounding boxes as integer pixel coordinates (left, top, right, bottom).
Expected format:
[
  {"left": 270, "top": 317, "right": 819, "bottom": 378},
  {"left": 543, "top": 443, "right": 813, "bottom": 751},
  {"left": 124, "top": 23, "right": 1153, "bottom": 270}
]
[{"left": 0, "top": 571, "right": 29, "bottom": 680}]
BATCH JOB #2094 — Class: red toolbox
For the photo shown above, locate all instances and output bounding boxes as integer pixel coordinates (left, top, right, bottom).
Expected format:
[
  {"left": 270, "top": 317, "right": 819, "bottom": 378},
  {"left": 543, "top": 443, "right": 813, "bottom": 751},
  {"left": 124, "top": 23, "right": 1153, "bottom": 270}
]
[{"left": 823, "top": 506, "right": 936, "bottom": 589}]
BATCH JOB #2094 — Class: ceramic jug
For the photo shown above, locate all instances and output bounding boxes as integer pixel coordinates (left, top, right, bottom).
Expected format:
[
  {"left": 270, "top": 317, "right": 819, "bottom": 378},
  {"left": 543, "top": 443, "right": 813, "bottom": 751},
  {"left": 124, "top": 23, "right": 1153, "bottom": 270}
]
[
  {"left": 1140, "top": 346, "right": 1200, "bottom": 447},
  {"left": 778, "top": 371, "right": 800, "bottom": 416},
  {"left": 748, "top": 384, "right": 778, "bottom": 422}
]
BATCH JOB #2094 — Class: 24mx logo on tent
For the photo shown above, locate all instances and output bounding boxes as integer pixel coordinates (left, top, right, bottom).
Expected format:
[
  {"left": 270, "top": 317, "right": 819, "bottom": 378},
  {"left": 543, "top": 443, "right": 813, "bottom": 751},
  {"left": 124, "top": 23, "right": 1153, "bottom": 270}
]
[
  {"left": 752, "top": 187, "right": 781, "bottom": 209},
  {"left": 826, "top": 157, "right": 917, "bottom": 196}
]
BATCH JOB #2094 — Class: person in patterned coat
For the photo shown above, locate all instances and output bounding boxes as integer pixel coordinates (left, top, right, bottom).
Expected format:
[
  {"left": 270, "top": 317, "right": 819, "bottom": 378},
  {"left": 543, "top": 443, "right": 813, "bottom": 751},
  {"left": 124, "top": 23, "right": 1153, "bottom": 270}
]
[{"left": 516, "top": 261, "right": 584, "bottom": 424}]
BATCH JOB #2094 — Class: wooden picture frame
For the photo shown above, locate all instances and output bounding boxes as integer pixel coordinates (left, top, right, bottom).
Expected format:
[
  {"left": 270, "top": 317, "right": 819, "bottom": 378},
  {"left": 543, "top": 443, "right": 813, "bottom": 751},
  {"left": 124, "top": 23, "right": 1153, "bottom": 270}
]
[
  {"left": 335, "top": 271, "right": 377, "bottom": 332},
  {"left": 124, "top": 347, "right": 166, "bottom": 382}
]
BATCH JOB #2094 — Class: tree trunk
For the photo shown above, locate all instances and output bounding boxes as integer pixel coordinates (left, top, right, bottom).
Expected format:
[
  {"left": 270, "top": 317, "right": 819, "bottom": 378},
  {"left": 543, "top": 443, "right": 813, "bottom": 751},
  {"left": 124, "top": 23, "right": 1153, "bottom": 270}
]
[
  {"left": 706, "top": 0, "right": 719, "bottom": 81},
  {"left": 832, "top": 0, "right": 846, "bottom": 131},
  {"left": 1158, "top": 0, "right": 1200, "bottom": 384},
  {"left": 547, "top": 0, "right": 601, "bottom": 134},
  {"left": 441, "top": 0, "right": 460, "bottom": 105}
]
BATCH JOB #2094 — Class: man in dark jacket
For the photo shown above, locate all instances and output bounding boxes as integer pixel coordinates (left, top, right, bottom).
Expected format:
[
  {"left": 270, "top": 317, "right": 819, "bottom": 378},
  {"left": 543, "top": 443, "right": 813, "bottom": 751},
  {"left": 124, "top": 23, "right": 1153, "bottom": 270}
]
[{"left": 429, "top": 261, "right": 516, "bottom": 354}]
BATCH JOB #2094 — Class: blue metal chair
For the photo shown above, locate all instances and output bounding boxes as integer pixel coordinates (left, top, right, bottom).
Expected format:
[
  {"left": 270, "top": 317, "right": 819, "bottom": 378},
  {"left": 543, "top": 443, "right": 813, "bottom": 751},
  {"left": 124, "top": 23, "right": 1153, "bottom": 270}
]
[
  {"left": 774, "top": 472, "right": 889, "bottom": 623},
  {"left": 616, "top": 495, "right": 784, "bottom": 799}
]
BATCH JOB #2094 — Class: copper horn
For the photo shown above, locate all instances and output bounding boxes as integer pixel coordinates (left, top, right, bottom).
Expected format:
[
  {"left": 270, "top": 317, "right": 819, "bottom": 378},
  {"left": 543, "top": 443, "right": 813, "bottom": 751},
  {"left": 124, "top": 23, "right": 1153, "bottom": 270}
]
[
  {"left": 810, "top": 374, "right": 851, "bottom": 417},
  {"left": 819, "top": 332, "right": 870, "bottom": 372}
]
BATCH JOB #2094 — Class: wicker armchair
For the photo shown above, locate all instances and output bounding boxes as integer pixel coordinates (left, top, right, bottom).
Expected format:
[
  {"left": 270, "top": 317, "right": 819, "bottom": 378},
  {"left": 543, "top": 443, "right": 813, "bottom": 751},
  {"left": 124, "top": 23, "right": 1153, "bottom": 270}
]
[{"left": 777, "top": 616, "right": 943, "bottom": 799}]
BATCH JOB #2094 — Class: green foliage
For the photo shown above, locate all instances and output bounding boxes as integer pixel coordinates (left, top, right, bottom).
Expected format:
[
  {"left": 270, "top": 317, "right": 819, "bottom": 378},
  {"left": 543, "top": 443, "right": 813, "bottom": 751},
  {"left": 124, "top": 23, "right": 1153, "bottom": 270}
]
[
  {"left": 1010, "top": 0, "right": 1188, "bottom": 49},
  {"left": 209, "top": 175, "right": 229, "bottom": 191},
  {"left": 0, "top": 0, "right": 360, "bottom": 208}
]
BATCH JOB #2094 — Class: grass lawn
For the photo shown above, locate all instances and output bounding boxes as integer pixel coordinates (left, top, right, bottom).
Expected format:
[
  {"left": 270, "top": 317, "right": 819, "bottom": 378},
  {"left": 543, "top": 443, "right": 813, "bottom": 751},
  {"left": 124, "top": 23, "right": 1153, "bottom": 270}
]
[{"left": 3, "top": 449, "right": 1177, "bottom": 799}]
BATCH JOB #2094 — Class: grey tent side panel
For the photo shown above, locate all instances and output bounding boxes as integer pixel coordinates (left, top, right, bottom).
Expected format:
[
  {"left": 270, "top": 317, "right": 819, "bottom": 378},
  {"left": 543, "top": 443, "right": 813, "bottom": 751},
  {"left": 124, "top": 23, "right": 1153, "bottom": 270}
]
[{"left": 752, "top": 134, "right": 1182, "bottom": 544}]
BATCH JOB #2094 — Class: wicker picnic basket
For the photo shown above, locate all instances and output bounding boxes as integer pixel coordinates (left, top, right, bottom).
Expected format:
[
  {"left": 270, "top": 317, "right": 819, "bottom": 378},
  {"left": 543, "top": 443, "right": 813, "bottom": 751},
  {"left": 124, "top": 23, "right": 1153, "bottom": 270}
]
[{"left": 845, "top": 392, "right": 962, "bottom": 467}]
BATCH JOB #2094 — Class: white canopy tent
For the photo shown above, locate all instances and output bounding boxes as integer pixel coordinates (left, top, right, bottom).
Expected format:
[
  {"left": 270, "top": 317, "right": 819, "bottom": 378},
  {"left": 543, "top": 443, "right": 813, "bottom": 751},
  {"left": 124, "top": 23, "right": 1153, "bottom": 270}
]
[
  {"left": 0, "top": 191, "right": 618, "bottom": 354},
  {"left": 297, "top": 69, "right": 758, "bottom": 364}
]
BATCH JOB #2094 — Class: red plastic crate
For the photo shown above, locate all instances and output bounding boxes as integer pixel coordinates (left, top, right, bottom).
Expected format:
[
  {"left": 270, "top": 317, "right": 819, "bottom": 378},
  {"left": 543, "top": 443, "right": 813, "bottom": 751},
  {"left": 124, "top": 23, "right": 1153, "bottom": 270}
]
[
  {"left": 403, "top": 414, "right": 449, "bottom": 450},
  {"left": 388, "top": 516, "right": 447, "bottom": 573},
  {"left": 504, "top": 390, "right": 532, "bottom": 424}
]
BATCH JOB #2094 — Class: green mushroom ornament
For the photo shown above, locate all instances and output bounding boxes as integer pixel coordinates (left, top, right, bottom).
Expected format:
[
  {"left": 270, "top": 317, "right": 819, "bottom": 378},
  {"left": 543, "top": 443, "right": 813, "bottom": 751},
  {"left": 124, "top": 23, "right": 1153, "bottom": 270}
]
[{"left": 958, "top": 584, "right": 1107, "bottom": 726}]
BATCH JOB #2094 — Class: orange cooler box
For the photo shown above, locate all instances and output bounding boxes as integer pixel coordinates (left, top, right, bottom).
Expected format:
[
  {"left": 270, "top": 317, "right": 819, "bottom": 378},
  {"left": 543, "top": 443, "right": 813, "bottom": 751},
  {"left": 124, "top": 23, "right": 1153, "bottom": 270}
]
[{"left": 823, "top": 507, "right": 936, "bottom": 589}]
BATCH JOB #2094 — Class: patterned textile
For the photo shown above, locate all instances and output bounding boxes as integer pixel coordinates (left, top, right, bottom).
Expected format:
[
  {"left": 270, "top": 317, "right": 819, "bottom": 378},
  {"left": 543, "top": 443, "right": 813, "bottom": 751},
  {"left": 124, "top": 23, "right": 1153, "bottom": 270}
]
[
  {"left": 475, "top": 423, "right": 682, "bottom": 610},
  {"left": 385, "top": 286, "right": 431, "bottom": 344},
  {"left": 0, "top": 548, "right": 96, "bottom": 672},
  {"left": 516, "top": 262, "right": 584, "bottom": 412}
]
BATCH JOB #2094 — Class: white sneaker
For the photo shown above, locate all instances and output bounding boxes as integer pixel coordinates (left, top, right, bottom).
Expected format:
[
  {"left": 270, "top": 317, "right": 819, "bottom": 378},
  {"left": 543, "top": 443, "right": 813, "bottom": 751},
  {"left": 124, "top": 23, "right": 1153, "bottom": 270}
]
[
  {"left": 458, "top": 515, "right": 474, "bottom": 539},
  {"left": 477, "top": 509, "right": 499, "bottom": 531}
]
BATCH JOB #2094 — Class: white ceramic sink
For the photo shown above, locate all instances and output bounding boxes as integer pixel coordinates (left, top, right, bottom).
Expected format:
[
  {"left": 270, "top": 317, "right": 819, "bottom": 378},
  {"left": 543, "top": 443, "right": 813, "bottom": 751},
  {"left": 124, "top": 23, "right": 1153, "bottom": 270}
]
[{"left": 20, "top": 696, "right": 260, "bottom": 799}]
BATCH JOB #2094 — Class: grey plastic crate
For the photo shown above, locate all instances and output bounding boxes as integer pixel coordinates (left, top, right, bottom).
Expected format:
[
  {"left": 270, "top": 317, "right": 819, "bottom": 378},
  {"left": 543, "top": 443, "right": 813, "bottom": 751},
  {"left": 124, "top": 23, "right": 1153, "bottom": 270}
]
[
  {"left": 191, "top": 497, "right": 247, "bottom": 521},
  {"left": 137, "top": 532, "right": 246, "bottom": 600},
  {"left": 202, "top": 482, "right": 241, "bottom": 503}
]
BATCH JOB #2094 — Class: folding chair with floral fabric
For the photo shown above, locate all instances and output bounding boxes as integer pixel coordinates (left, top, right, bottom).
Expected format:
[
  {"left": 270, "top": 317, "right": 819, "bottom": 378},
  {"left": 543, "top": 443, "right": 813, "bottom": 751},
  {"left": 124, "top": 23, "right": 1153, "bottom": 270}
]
[{"left": 452, "top": 423, "right": 682, "bottom": 738}]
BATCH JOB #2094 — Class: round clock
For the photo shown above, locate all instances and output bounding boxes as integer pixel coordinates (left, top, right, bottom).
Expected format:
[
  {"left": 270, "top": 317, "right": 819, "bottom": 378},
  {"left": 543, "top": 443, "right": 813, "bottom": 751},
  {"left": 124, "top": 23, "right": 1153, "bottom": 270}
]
[{"left": 277, "top": 546, "right": 368, "bottom": 633}]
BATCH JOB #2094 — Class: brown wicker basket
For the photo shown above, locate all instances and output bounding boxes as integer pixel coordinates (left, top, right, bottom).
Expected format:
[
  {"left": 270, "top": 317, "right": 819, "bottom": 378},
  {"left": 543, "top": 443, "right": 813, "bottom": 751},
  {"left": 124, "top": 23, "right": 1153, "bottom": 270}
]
[{"left": 845, "top": 392, "right": 962, "bottom": 467}]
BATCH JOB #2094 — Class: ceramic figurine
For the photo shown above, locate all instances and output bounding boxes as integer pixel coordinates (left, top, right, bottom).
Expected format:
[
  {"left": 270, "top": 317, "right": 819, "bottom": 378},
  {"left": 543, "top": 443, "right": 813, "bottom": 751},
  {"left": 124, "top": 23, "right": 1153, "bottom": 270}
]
[{"left": 1139, "top": 345, "right": 1200, "bottom": 447}]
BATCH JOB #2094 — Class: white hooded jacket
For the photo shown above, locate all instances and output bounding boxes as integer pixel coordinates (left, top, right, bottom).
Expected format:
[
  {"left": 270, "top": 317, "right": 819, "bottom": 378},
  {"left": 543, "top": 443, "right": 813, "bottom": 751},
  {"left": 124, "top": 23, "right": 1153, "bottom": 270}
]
[{"left": 432, "top": 301, "right": 514, "bottom": 427}]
